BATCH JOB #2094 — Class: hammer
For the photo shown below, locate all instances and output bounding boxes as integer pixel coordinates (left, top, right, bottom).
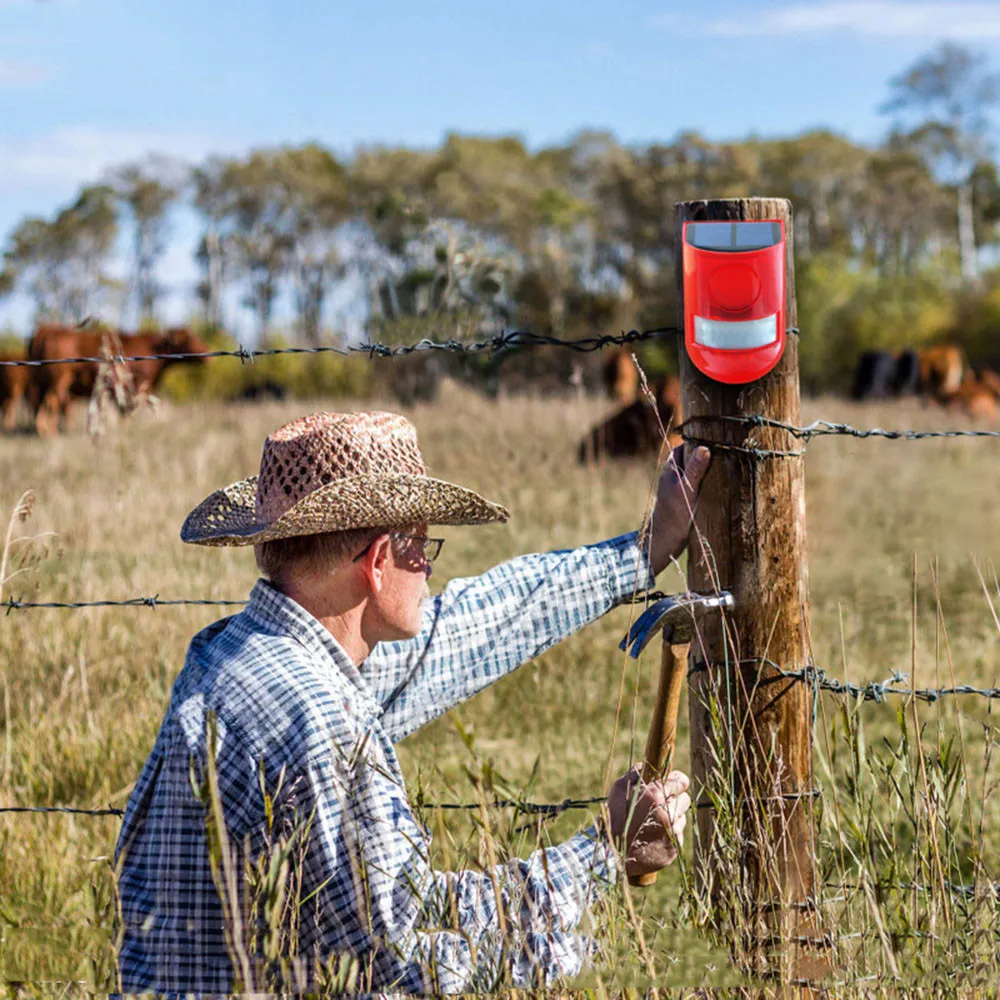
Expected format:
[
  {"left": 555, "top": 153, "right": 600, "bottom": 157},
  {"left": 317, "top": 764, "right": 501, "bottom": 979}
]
[{"left": 619, "top": 591, "right": 734, "bottom": 887}]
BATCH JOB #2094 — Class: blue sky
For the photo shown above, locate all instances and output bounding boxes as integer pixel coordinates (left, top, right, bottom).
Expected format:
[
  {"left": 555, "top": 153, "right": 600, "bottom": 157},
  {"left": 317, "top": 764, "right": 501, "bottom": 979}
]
[{"left": 2, "top": 0, "right": 999, "bottom": 334}]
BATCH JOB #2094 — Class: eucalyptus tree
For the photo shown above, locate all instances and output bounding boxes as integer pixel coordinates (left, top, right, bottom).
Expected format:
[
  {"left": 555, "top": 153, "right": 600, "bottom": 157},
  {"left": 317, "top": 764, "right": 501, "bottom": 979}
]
[
  {"left": 860, "top": 138, "right": 951, "bottom": 275},
  {"left": 192, "top": 156, "right": 241, "bottom": 330},
  {"left": 751, "top": 131, "right": 868, "bottom": 257},
  {"left": 882, "top": 42, "right": 999, "bottom": 282},
  {"left": 428, "top": 133, "right": 591, "bottom": 334},
  {"left": 219, "top": 151, "right": 295, "bottom": 341},
  {"left": 0, "top": 216, "right": 64, "bottom": 320},
  {"left": 110, "top": 155, "right": 183, "bottom": 325},
  {"left": 350, "top": 144, "right": 438, "bottom": 324},
  {"left": 275, "top": 144, "right": 351, "bottom": 346},
  {"left": 0, "top": 185, "right": 118, "bottom": 324}
]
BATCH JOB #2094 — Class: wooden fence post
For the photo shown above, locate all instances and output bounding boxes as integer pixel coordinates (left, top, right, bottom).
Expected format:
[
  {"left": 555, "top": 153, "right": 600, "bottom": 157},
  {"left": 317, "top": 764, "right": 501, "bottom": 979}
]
[{"left": 675, "top": 198, "right": 826, "bottom": 986}]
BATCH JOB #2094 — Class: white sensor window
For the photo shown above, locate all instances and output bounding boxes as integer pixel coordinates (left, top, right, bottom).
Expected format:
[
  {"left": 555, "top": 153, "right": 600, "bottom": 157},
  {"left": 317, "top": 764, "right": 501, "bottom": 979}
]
[{"left": 694, "top": 314, "right": 778, "bottom": 350}]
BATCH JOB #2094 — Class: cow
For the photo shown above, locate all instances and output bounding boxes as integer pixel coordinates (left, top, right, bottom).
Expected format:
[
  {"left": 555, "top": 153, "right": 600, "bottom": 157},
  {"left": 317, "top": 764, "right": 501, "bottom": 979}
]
[
  {"left": 852, "top": 345, "right": 966, "bottom": 404},
  {"left": 943, "top": 372, "right": 998, "bottom": 422},
  {"left": 851, "top": 350, "right": 902, "bottom": 400},
  {"left": 578, "top": 375, "right": 683, "bottom": 463},
  {"left": 919, "top": 344, "right": 965, "bottom": 401},
  {"left": 893, "top": 349, "right": 921, "bottom": 396},
  {"left": 0, "top": 358, "right": 33, "bottom": 432},
  {"left": 601, "top": 348, "right": 640, "bottom": 406},
  {"left": 978, "top": 367, "right": 1000, "bottom": 400},
  {"left": 239, "top": 380, "right": 288, "bottom": 403},
  {"left": 29, "top": 325, "right": 209, "bottom": 435}
]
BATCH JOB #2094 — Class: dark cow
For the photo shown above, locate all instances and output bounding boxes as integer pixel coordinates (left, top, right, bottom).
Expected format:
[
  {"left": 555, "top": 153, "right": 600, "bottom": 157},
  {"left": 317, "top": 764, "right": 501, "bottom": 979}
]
[
  {"left": 239, "top": 380, "right": 289, "bottom": 402},
  {"left": 578, "top": 375, "right": 683, "bottom": 463},
  {"left": 29, "top": 325, "right": 209, "bottom": 435},
  {"left": 851, "top": 350, "right": 900, "bottom": 400},
  {"left": 851, "top": 348, "right": 931, "bottom": 400},
  {"left": 893, "top": 349, "right": 921, "bottom": 395}
]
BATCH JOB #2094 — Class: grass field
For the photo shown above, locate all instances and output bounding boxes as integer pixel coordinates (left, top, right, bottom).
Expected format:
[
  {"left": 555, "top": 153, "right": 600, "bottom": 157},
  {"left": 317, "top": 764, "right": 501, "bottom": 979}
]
[{"left": 2, "top": 383, "right": 1000, "bottom": 994}]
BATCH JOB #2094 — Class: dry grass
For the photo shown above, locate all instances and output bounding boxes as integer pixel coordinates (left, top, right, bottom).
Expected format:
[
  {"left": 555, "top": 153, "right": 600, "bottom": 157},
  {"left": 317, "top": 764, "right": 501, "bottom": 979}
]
[{"left": 1, "top": 384, "right": 1000, "bottom": 992}]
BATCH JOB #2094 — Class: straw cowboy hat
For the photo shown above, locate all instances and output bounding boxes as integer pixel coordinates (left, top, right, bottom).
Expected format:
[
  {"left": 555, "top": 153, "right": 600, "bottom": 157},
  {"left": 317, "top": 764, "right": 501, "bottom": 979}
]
[{"left": 181, "top": 411, "right": 509, "bottom": 547}]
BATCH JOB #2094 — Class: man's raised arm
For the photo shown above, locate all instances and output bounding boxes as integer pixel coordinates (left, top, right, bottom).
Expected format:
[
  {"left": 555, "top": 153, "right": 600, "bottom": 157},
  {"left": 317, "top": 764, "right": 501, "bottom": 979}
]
[{"left": 367, "top": 445, "right": 711, "bottom": 744}]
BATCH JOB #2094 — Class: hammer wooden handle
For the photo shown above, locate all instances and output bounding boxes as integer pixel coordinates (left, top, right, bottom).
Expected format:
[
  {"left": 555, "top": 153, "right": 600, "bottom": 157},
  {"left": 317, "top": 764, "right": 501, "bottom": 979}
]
[{"left": 628, "top": 639, "right": 690, "bottom": 888}]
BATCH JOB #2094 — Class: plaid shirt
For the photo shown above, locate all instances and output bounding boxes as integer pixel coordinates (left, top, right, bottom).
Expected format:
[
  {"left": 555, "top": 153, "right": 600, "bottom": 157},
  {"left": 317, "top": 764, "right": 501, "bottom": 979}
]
[{"left": 115, "top": 531, "right": 654, "bottom": 994}]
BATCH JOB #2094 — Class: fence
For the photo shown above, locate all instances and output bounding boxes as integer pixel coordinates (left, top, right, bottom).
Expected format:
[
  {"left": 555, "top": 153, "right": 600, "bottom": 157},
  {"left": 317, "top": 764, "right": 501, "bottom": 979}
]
[
  {"left": 3, "top": 329, "right": 999, "bottom": 806},
  {"left": 3, "top": 279, "right": 1000, "bottom": 986}
]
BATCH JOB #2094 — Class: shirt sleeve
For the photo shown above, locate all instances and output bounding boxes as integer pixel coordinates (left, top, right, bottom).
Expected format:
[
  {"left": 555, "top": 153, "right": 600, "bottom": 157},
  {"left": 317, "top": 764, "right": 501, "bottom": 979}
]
[
  {"left": 365, "top": 530, "right": 656, "bottom": 743},
  {"left": 298, "top": 738, "right": 619, "bottom": 994}
]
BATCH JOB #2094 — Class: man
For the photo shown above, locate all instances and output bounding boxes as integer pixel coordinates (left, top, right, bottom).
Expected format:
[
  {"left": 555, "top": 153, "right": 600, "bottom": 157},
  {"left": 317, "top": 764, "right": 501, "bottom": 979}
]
[{"left": 115, "top": 410, "right": 711, "bottom": 994}]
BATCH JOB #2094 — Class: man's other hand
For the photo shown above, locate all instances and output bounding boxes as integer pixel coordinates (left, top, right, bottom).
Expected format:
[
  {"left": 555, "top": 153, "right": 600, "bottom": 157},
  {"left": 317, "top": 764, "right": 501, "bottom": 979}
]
[
  {"left": 646, "top": 445, "right": 711, "bottom": 575},
  {"left": 607, "top": 766, "right": 691, "bottom": 879}
]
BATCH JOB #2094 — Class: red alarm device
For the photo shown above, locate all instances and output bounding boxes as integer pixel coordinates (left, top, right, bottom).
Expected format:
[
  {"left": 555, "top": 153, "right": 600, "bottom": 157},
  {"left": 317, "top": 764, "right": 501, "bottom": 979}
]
[{"left": 682, "top": 219, "right": 786, "bottom": 384}]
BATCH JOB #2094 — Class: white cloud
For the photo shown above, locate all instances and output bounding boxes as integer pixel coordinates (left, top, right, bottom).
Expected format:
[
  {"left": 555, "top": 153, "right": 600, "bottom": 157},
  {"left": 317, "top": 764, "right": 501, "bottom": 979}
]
[
  {"left": 0, "top": 59, "right": 49, "bottom": 86},
  {"left": 0, "top": 125, "right": 244, "bottom": 195},
  {"left": 671, "top": 2, "right": 1000, "bottom": 40}
]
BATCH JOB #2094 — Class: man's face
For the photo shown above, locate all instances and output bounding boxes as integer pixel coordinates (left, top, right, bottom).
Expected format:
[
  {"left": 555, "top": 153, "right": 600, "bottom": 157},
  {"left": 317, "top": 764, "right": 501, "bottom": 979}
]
[{"left": 376, "top": 522, "right": 432, "bottom": 640}]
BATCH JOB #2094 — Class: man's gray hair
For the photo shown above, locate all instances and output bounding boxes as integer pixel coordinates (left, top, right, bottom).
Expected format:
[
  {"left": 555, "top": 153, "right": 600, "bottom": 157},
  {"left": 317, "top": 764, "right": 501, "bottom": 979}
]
[{"left": 254, "top": 526, "right": 389, "bottom": 582}]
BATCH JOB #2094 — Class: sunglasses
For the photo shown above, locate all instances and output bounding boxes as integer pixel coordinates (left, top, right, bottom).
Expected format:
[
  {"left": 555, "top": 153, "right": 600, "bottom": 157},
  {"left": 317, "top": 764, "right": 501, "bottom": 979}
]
[{"left": 352, "top": 533, "right": 445, "bottom": 564}]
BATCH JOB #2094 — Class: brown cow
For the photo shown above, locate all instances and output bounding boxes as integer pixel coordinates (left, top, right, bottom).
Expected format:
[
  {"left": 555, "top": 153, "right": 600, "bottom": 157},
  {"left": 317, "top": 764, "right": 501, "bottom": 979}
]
[
  {"left": 29, "top": 325, "right": 208, "bottom": 435},
  {"left": 978, "top": 367, "right": 1000, "bottom": 400},
  {"left": 943, "top": 372, "right": 998, "bottom": 422},
  {"left": 578, "top": 375, "right": 683, "bottom": 463},
  {"left": 601, "top": 348, "right": 640, "bottom": 407},
  {"left": 919, "top": 345, "right": 965, "bottom": 401},
  {"left": 0, "top": 358, "right": 33, "bottom": 432}
]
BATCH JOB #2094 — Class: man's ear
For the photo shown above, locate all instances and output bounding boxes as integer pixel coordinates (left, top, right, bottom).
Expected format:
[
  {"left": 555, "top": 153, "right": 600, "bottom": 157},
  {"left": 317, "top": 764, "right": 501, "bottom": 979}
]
[{"left": 357, "top": 533, "right": 393, "bottom": 593}]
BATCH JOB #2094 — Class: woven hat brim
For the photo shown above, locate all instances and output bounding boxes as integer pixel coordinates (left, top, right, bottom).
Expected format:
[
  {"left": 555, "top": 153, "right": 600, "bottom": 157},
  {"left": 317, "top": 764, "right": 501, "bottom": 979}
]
[{"left": 180, "top": 473, "right": 509, "bottom": 546}]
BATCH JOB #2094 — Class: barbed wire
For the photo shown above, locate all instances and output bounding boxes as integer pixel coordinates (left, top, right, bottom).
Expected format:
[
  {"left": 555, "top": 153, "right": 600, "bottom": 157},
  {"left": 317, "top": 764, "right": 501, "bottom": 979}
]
[
  {"left": 745, "top": 659, "right": 1000, "bottom": 705},
  {"left": 0, "top": 796, "right": 607, "bottom": 821},
  {"left": 0, "top": 805, "right": 125, "bottom": 817},
  {"left": 681, "top": 415, "right": 1000, "bottom": 443},
  {"left": 825, "top": 879, "right": 1000, "bottom": 901},
  {"left": 9, "top": 595, "right": 1000, "bottom": 706},
  {"left": 3, "top": 595, "right": 248, "bottom": 613},
  {"left": 4, "top": 589, "right": 673, "bottom": 614},
  {"left": 2, "top": 323, "right": 995, "bottom": 452},
  {"left": 678, "top": 435, "right": 806, "bottom": 460},
  {"left": 0, "top": 327, "right": 679, "bottom": 368}
]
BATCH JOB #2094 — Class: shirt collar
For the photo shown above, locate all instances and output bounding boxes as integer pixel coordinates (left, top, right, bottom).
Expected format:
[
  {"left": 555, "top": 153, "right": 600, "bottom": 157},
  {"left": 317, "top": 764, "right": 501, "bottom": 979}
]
[{"left": 244, "top": 578, "right": 378, "bottom": 708}]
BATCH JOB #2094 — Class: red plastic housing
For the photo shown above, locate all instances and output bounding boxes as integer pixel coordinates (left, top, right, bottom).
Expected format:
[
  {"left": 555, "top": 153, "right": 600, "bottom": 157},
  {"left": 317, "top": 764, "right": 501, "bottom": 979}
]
[{"left": 682, "top": 219, "right": 786, "bottom": 384}]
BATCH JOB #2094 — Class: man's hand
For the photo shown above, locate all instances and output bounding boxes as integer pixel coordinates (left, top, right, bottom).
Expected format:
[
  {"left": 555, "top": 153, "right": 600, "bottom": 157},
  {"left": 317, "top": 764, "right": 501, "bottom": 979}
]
[
  {"left": 646, "top": 445, "right": 711, "bottom": 576},
  {"left": 606, "top": 766, "right": 691, "bottom": 880}
]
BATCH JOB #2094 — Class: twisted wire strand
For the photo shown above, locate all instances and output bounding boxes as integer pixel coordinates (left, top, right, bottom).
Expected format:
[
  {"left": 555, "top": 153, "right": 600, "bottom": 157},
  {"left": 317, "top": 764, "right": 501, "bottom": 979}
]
[
  {"left": 680, "top": 414, "right": 1000, "bottom": 443},
  {"left": 4, "top": 589, "right": 671, "bottom": 613},
  {"left": 745, "top": 658, "right": 1000, "bottom": 705},
  {"left": 0, "top": 327, "right": 678, "bottom": 367},
  {"left": 9, "top": 599, "right": 1000, "bottom": 705},
  {"left": 3, "top": 596, "right": 247, "bottom": 613},
  {"left": 0, "top": 796, "right": 607, "bottom": 820}
]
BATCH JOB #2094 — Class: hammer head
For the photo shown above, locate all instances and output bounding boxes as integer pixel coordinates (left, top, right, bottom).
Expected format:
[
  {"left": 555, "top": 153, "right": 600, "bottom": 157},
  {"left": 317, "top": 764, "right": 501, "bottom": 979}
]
[{"left": 620, "top": 591, "right": 734, "bottom": 659}]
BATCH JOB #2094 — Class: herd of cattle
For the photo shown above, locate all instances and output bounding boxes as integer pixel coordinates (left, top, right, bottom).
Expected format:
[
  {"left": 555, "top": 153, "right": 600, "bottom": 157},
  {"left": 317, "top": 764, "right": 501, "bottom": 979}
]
[
  {"left": 577, "top": 342, "right": 1000, "bottom": 463},
  {"left": 850, "top": 344, "right": 1000, "bottom": 419},
  {"left": 0, "top": 325, "right": 209, "bottom": 435},
  {"left": 0, "top": 328, "right": 995, "bottom": 461}
]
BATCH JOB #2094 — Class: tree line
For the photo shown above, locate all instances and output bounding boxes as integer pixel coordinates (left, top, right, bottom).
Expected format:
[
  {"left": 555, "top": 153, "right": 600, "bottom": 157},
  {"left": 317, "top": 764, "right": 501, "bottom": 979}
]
[{"left": 2, "top": 42, "right": 999, "bottom": 394}]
